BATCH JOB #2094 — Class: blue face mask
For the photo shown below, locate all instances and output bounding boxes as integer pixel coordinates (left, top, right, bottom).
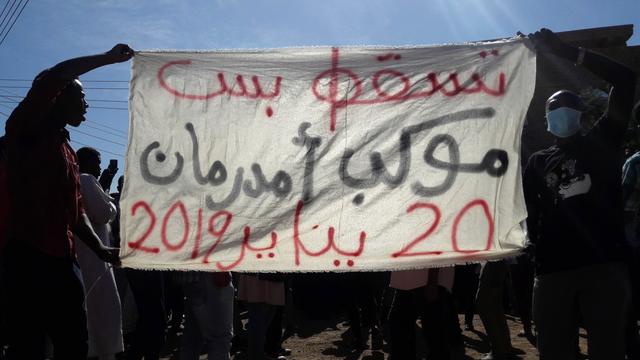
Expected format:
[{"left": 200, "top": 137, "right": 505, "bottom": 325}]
[{"left": 546, "top": 107, "right": 582, "bottom": 138}]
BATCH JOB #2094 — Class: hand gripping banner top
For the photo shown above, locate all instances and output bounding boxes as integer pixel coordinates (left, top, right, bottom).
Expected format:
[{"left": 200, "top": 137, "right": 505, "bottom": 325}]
[{"left": 120, "top": 38, "right": 536, "bottom": 272}]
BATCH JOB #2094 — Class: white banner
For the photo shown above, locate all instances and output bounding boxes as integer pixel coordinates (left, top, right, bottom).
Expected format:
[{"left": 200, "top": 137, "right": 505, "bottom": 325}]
[{"left": 121, "top": 39, "right": 536, "bottom": 271}]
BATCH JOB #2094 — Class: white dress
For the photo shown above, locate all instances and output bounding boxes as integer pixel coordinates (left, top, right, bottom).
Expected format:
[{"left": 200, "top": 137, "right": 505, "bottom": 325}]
[{"left": 75, "top": 174, "right": 124, "bottom": 358}]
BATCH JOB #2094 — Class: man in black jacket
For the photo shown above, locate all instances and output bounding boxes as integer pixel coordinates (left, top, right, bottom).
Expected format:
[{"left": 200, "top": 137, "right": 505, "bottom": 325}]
[{"left": 524, "top": 28, "right": 636, "bottom": 360}]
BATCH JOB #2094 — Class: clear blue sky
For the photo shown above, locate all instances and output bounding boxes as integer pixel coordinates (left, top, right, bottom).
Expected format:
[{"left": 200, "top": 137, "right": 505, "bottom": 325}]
[{"left": 0, "top": 0, "right": 638, "bottom": 190}]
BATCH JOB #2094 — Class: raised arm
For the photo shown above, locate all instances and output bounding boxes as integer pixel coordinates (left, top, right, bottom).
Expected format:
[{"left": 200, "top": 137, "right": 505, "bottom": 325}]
[
  {"left": 47, "top": 44, "right": 134, "bottom": 81},
  {"left": 7, "top": 44, "right": 134, "bottom": 133},
  {"left": 21, "top": 44, "right": 133, "bottom": 116},
  {"left": 530, "top": 28, "right": 637, "bottom": 138}
]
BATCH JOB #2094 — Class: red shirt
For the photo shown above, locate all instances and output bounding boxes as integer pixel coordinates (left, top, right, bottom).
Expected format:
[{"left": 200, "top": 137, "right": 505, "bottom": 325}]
[{"left": 4, "top": 70, "right": 85, "bottom": 258}]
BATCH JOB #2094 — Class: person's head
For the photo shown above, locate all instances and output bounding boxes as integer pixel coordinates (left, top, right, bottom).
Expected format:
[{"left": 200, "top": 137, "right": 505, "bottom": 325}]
[
  {"left": 117, "top": 175, "right": 124, "bottom": 193},
  {"left": 77, "top": 147, "right": 101, "bottom": 178},
  {"left": 545, "top": 90, "right": 586, "bottom": 143},
  {"left": 34, "top": 72, "right": 88, "bottom": 128}
]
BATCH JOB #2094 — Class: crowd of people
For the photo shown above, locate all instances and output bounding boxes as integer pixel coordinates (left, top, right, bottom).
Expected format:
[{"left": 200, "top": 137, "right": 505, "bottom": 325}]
[{"left": 0, "top": 28, "right": 639, "bottom": 360}]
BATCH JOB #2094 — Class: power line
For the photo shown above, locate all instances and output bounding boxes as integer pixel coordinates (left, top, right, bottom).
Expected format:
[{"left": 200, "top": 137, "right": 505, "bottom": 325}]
[
  {"left": 0, "top": 110, "right": 8, "bottom": 117},
  {"left": 0, "top": 1, "right": 11, "bottom": 27},
  {"left": 0, "top": 85, "right": 128, "bottom": 90},
  {"left": 68, "top": 128, "right": 126, "bottom": 146},
  {"left": 87, "top": 99, "right": 127, "bottom": 103},
  {"left": 0, "top": 0, "right": 17, "bottom": 35},
  {"left": 0, "top": 0, "right": 28, "bottom": 46},
  {"left": 0, "top": 0, "right": 20, "bottom": 45},
  {"left": 85, "top": 87, "right": 129, "bottom": 90},
  {"left": 82, "top": 122, "right": 127, "bottom": 139},
  {"left": 90, "top": 106, "right": 128, "bottom": 111},
  {"left": 69, "top": 140, "right": 123, "bottom": 157},
  {"left": 85, "top": 120, "right": 128, "bottom": 135},
  {"left": 0, "top": 85, "right": 22, "bottom": 96},
  {"left": 0, "top": 102, "right": 14, "bottom": 111},
  {"left": 80, "top": 79, "right": 128, "bottom": 83},
  {"left": 0, "top": 89, "right": 24, "bottom": 103},
  {"left": 0, "top": 78, "right": 128, "bottom": 83},
  {"left": 0, "top": 99, "right": 127, "bottom": 111},
  {"left": 0, "top": 94, "right": 128, "bottom": 104}
]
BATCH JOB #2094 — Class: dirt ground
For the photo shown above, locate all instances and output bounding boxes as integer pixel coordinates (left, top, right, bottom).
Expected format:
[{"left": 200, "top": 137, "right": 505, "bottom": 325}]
[{"left": 160, "top": 313, "right": 590, "bottom": 360}]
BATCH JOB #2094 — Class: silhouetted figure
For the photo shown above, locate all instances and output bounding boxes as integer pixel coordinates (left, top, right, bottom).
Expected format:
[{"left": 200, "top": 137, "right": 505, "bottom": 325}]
[
  {"left": 340, "top": 272, "right": 382, "bottom": 350},
  {"left": 76, "top": 147, "right": 124, "bottom": 359},
  {"left": 1, "top": 44, "right": 132, "bottom": 359},
  {"left": 509, "top": 254, "right": 534, "bottom": 341},
  {"left": 124, "top": 269, "right": 166, "bottom": 360},
  {"left": 110, "top": 175, "right": 124, "bottom": 248},
  {"left": 524, "top": 28, "right": 636, "bottom": 360},
  {"left": 621, "top": 101, "right": 640, "bottom": 360},
  {"left": 475, "top": 260, "right": 514, "bottom": 360},
  {"left": 238, "top": 273, "right": 286, "bottom": 360},
  {"left": 453, "top": 264, "right": 479, "bottom": 331},
  {"left": 389, "top": 267, "right": 463, "bottom": 360},
  {"left": 178, "top": 271, "right": 233, "bottom": 360}
]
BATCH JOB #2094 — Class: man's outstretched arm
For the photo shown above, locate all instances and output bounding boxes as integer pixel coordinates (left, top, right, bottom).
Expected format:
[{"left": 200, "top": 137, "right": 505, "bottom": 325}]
[
  {"left": 530, "top": 28, "right": 636, "bottom": 137},
  {"left": 10, "top": 44, "right": 135, "bottom": 130},
  {"left": 48, "top": 43, "right": 134, "bottom": 81}
]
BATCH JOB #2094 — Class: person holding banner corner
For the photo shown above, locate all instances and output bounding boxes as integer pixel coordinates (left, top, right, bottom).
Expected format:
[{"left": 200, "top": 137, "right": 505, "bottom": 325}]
[
  {"left": 524, "top": 28, "right": 636, "bottom": 360},
  {"left": 2, "top": 44, "right": 133, "bottom": 360}
]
